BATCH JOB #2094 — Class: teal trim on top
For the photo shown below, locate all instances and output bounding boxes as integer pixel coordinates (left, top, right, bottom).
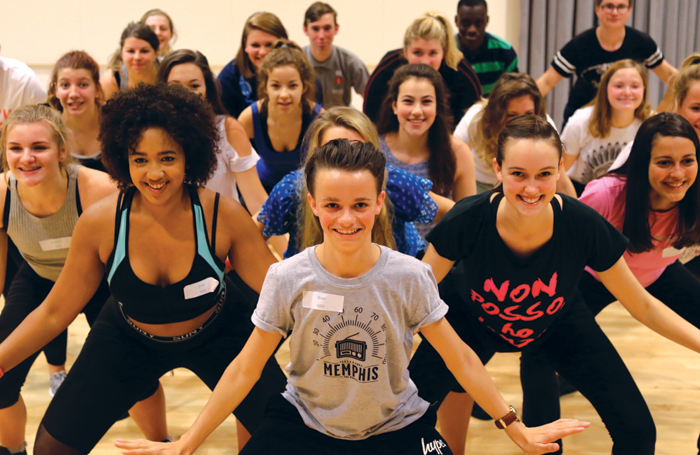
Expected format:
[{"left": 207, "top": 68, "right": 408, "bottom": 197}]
[
  {"left": 108, "top": 209, "right": 129, "bottom": 284},
  {"left": 193, "top": 203, "right": 225, "bottom": 289}
]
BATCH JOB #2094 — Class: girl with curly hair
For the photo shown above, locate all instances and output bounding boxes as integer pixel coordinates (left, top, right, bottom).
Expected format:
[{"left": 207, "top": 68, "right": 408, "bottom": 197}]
[{"left": 0, "top": 84, "right": 287, "bottom": 454}]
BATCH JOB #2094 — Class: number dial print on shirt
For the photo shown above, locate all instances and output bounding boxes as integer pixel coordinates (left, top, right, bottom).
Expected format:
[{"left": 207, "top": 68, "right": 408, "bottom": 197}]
[{"left": 313, "top": 306, "right": 386, "bottom": 383}]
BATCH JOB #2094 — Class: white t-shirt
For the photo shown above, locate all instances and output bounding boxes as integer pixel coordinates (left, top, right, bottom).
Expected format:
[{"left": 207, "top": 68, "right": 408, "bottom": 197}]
[
  {"left": 454, "top": 103, "right": 558, "bottom": 185},
  {"left": 608, "top": 141, "right": 634, "bottom": 171},
  {"left": 204, "top": 115, "right": 260, "bottom": 201},
  {"left": 0, "top": 57, "right": 46, "bottom": 129},
  {"left": 562, "top": 106, "right": 642, "bottom": 184}
]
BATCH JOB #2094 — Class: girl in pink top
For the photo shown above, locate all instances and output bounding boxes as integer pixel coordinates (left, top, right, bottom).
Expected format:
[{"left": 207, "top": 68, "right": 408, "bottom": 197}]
[{"left": 521, "top": 113, "right": 700, "bottom": 454}]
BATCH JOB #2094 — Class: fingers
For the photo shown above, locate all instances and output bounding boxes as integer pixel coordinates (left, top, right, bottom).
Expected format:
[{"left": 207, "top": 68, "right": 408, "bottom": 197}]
[{"left": 114, "top": 439, "right": 168, "bottom": 455}]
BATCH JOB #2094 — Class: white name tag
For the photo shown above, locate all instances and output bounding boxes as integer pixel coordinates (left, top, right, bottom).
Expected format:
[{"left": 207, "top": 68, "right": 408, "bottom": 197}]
[
  {"left": 302, "top": 291, "right": 344, "bottom": 312},
  {"left": 39, "top": 237, "right": 71, "bottom": 251},
  {"left": 662, "top": 246, "right": 684, "bottom": 258},
  {"left": 183, "top": 277, "right": 219, "bottom": 300}
]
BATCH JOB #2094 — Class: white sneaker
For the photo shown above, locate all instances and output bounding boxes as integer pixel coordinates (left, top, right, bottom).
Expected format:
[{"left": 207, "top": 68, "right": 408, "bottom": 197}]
[{"left": 49, "top": 370, "right": 67, "bottom": 397}]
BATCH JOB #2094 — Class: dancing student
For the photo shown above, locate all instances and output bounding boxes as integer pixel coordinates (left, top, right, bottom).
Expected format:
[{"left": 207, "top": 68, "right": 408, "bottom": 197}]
[
  {"left": 157, "top": 49, "right": 268, "bottom": 216},
  {"left": 0, "top": 84, "right": 287, "bottom": 454},
  {"left": 375, "top": 63, "right": 475, "bottom": 239},
  {"left": 562, "top": 59, "right": 651, "bottom": 194},
  {"left": 101, "top": 22, "right": 160, "bottom": 100},
  {"left": 0, "top": 104, "right": 168, "bottom": 455},
  {"left": 408, "top": 114, "right": 700, "bottom": 455},
  {"left": 364, "top": 11, "right": 481, "bottom": 125},
  {"left": 257, "top": 106, "right": 441, "bottom": 258},
  {"left": 537, "top": 0, "right": 676, "bottom": 126},
  {"left": 520, "top": 112, "right": 700, "bottom": 455},
  {"left": 116, "top": 138, "right": 589, "bottom": 455},
  {"left": 218, "top": 12, "right": 288, "bottom": 118},
  {"left": 454, "top": 72, "right": 575, "bottom": 196},
  {"left": 47, "top": 51, "right": 106, "bottom": 171},
  {"left": 140, "top": 9, "right": 177, "bottom": 59},
  {"left": 239, "top": 39, "right": 323, "bottom": 193}
]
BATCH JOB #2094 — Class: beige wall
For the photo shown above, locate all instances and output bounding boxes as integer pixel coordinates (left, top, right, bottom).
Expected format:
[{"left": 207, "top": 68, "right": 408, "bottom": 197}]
[{"left": 1, "top": 0, "right": 519, "bottom": 86}]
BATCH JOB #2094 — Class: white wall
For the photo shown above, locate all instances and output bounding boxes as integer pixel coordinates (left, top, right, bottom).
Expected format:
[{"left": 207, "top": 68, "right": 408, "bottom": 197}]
[{"left": 0, "top": 0, "right": 519, "bottom": 87}]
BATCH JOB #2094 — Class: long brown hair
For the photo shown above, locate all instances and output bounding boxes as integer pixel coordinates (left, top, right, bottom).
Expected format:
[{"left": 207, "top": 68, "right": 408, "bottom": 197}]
[{"left": 235, "top": 12, "right": 288, "bottom": 79}]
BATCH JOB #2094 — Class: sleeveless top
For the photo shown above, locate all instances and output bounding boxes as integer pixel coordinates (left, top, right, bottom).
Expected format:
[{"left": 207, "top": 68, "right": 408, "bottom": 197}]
[
  {"left": 253, "top": 100, "right": 323, "bottom": 191},
  {"left": 105, "top": 185, "right": 226, "bottom": 324},
  {"left": 114, "top": 62, "right": 160, "bottom": 93},
  {"left": 72, "top": 152, "right": 105, "bottom": 172},
  {"left": 5, "top": 164, "right": 82, "bottom": 281},
  {"left": 379, "top": 135, "right": 441, "bottom": 240}
]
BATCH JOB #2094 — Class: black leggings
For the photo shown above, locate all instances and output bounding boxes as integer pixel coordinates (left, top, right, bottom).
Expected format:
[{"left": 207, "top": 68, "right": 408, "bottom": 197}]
[
  {"left": 0, "top": 262, "right": 107, "bottom": 409},
  {"left": 35, "top": 277, "right": 288, "bottom": 454},
  {"left": 408, "top": 288, "right": 655, "bottom": 455},
  {"left": 240, "top": 395, "right": 451, "bottom": 455},
  {"left": 520, "top": 262, "right": 700, "bottom": 454}
]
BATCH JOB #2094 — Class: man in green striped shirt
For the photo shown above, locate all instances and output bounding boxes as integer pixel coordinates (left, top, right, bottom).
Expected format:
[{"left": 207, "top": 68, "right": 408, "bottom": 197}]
[{"left": 455, "top": 0, "right": 518, "bottom": 96}]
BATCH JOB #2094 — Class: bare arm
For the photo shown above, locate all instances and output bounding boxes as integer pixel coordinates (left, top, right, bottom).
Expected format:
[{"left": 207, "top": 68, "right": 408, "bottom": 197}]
[
  {"left": 598, "top": 257, "right": 700, "bottom": 354},
  {"left": 237, "top": 105, "right": 255, "bottom": 139},
  {"left": 421, "top": 318, "right": 589, "bottom": 454},
  {"left": 100, "top": 71, "right": 119, "bottom": 101},
  {"left": 556, "top": 171, "right": 577, "bottom": 198},
  {"left": 451, "top": 136, "right": 477, "bottom": 200},
  {"left": 429, "top": 191, "right": 455, "bottom": 222},
  {"left": 224, "top": 117, "right": 268, "bottom": 216},
  {"left": 536, "top": 67, "right": 563, "bottom": 97},
  {"left": 0, "top": 176, "right": 9, "bottom": 293},
  {"left": 422, "top": 244, "right": 456, "bottom": 283},
  {"left": 116, "top": 327, "right": 283, "bottom": 455},
  {"left": 562, "top": 153, "right": 578, "bottom": 172},
  {"left": 77, "top": 167, "right": 119, "bottom": 208},
  {"left": 651, "top": 60, "right": 678, "bottom": 85}
]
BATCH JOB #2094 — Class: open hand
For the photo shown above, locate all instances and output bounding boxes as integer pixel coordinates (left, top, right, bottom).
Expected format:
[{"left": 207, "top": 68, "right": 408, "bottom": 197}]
[
  {"left": 506, "top": 419, "right": 591, "bottom": 454},
  {"left": 115, "top": 438, "right": 186, "bottom": 455}
]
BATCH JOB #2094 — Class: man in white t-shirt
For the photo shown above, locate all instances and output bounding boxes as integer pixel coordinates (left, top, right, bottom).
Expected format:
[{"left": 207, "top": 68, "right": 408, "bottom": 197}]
[
  {"left": 302, "top": 2, "right": 369, "bottom": 108},
  {"left": 0, "top": 46, "right": 46, "bottom": 130}
]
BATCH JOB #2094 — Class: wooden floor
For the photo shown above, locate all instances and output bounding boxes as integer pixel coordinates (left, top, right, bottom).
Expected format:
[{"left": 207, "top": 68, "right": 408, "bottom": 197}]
[{"left": 15, "top": 301, "right": 700, "bottom": 454}]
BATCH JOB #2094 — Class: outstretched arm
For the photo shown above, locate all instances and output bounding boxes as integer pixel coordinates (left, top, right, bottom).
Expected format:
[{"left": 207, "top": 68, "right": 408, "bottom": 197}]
[
  {"left": 598, "top": 257, "right": 700, "bottom": 353},
  {"left": 116, "top": 327, "right": 283, "bottom": 455},
  {"left": 422, "top": 244, "right": 456, "bottom": 283},
  {"left": 420, "top": 318, "right": 589, "bottom": 455},
  {"left": 537, "top": 67, "right": 563, "bottom": 97}
]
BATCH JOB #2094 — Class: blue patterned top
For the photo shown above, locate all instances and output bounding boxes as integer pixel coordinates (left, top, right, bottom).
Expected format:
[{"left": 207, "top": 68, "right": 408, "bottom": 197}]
[{"left": 258, "top": 165, "right": 437, "bottom": 258}]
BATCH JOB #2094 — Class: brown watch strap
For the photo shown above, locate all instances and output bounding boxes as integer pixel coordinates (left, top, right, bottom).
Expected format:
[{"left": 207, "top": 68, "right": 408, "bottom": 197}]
[{"left": 495, "top": 405, "right": 521, "bottom": 429}]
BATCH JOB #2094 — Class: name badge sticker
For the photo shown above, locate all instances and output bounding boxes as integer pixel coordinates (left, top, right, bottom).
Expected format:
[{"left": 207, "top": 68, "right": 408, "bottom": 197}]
[
  {"left": 39, "top": 237, "right": 72, "bottom": 251},
  {"left": 183, "top": 277, "right": 219, "bottom": 300},
  {"left": 302, "top": 291, "right": 344, "bottom": 313},
  {"left": 662, "top": 246, "right": 684, "bottom": 258}
]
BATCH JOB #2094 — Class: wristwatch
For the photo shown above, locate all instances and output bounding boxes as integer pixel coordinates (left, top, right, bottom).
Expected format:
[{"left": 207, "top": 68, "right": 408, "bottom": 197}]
[{"left": 495, "top": 405, "right": 521, "bottom": 429}]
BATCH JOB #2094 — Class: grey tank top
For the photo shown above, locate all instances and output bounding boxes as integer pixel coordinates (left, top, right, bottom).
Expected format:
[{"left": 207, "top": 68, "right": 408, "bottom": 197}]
[
  {"left": 6, "top": 164, "right": 81, "bottom": 281},
  {"left": 379, "top": 135, "right": 437, "bottom": 240}
]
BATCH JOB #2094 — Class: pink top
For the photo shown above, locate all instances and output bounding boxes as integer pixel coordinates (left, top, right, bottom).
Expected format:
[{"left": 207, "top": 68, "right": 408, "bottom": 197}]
[{"left": 581, "top": 176, "right": 681, "bottom": 287}]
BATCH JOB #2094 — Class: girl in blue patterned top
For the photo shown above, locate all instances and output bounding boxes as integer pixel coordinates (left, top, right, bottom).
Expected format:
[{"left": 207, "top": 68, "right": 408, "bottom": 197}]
[{"left": 256, "top": 107, "right": 444, "bottom": 258}]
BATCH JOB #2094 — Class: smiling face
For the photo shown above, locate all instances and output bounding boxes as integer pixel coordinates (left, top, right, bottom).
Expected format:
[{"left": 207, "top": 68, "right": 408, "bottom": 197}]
[
  {"left": 308, "top": 168, "right": 385, "bottom": 253},
  {"left": 167, "top": 63, "right": 206, "bottom": 98},
  {"left": 678, "top": 81, "right": 700, "bottom": 139},
  {"left": 245, "top": 29, "right": 279, "bottom": 70},
  {"left": 648, "top": 135, "right": 698, "bottom": 211},
  {"left": 129, "top": 127, "right": 186, "bottom": 204},
  {"left": 265, "top": 65, "right": 305, "bottom": 111},
  {"left": 144, "top": 15, "right": 173, "bottom": 51},
  {"left": 56, "top": 68, "right": 100, "bottom": 116},
  {"left": 392, "top": 77, "right": 437, "bottom": 138},
  {"left": 607, "top": 67, "right": 645, "bottom": 112},
  {"left": 304, "top": 13, "right": 338, "bottom": 53},
  {"left": 494, "top": 138, "right": 562, "bottom": 218},
  {"left": 404, "top": 38, "right": 444, "bottom": 71},
  {"left": 121, "top": 37, "right": 157, "bottom": 73},
  {"left": 455, "top": 4, "right": 488, "bottom": 52},
  {"left": 595, "top": 0, "right": 632, "bottom": 28},
  {"left": 5, "top": 121, "right": 66, "bottom": 187}
]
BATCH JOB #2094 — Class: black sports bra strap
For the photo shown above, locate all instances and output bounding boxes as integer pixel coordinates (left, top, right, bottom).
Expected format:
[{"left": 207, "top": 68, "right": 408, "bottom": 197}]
[
  {"left": 76, "top": 175, "right": 83, "bottom": 216},
  {"left": 212, "top": 192, "right": 220, "bottom": 252},
  {"left": 3, "top": 187, "right": 10, "bottom": 229},
  {"left": 113, "top": 191, "right": 125, "bottom": 246}
]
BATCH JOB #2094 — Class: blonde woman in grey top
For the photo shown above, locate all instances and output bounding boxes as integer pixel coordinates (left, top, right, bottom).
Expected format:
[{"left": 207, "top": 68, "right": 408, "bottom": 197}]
[{"left": 0, "top": 105, "right": 168, "bottom": 454}]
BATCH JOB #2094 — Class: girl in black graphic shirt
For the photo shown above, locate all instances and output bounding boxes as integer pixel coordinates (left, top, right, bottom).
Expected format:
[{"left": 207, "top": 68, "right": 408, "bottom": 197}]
[{"left": 409, "top": 115, "right": 700, "bottom": 455}]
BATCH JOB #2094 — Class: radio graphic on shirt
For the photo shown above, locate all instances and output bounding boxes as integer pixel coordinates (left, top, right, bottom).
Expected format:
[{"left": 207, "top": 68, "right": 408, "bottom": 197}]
[{"left": 313, "top": 305, "right": 385, "bottom": 383}]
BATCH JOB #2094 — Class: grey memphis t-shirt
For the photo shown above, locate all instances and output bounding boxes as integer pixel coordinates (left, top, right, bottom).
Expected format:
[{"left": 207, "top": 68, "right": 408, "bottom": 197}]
[
  {"left": 253, "top": 245, "right": 448, "bottom": 440},
  {"left": 303, "top": 45, "right": 369, "bottom": 108}
]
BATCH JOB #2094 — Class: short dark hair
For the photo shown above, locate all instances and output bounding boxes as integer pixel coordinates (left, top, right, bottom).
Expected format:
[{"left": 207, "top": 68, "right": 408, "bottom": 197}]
[
  {"left": 100, "top": 83, "right": 219, "bottom": 190},
  {"left": 496, "top": 114, "right": 563, "bottom": 166},
  {"left": 611, "top": 113, "right": 700, "bottom": 253},
  {"left": 304, "top": 2, "right": 337, "bottom": 26},
  {"left": 457, "top": 0, "right": 488, "bottom": 10},
  {"left": 157, "top": 49, "right": 227, "bottom": 116}
]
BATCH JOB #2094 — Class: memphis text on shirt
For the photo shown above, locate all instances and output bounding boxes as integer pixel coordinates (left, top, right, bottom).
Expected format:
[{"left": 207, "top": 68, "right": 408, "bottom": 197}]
[
  {"left": 470, "top": 272, "right": 564, "bottom": 348},
  {"left": 323, "top": 359, "right": 379, "bottom": 382}
]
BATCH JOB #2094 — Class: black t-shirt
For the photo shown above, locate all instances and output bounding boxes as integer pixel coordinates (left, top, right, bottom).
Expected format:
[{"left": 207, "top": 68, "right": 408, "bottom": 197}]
[
  {"left": 551, "top": 27, "right": 663, "bottom": 113},
  {"left": 363, "top": 49, "right": 482, "bottom": 127},
  {"left": 426, "top": 192, "right": 627, "bottom": 351}
]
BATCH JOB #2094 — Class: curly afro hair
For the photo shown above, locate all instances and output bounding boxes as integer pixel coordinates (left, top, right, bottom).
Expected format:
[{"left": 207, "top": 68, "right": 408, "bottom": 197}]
[{"left": 99, "top": 83, "right": 219, "bottom": 190}]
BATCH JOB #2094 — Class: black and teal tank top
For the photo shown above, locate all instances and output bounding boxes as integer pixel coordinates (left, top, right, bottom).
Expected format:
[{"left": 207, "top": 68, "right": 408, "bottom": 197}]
[{"left": 106, "top": 185, "right": 226, "bottom": 324}]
